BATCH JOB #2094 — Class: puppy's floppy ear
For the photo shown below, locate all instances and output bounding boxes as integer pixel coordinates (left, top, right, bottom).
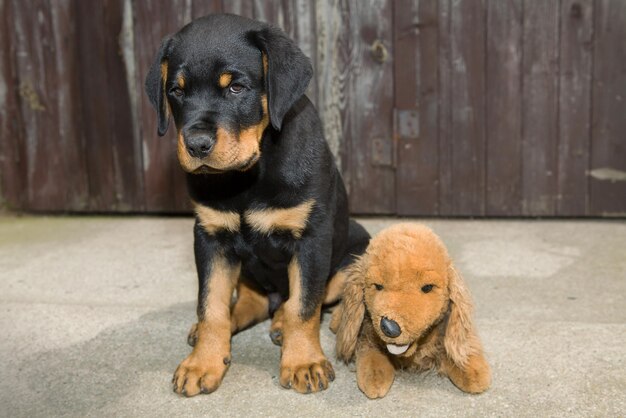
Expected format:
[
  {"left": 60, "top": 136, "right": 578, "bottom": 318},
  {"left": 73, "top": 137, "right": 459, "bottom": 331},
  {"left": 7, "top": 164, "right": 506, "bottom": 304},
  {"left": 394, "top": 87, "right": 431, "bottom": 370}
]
[
  {"left": 247, "top": 26, "right": 313, "bottom": 130},
  {"left": 443, "top": 265, "right": 482, "bottom": 368},
  {"left": 145, "top": 35, "right": 173, "bottom": 136},
  {"left": 335, "top": 256, "right": 367, "bottom": 363}
]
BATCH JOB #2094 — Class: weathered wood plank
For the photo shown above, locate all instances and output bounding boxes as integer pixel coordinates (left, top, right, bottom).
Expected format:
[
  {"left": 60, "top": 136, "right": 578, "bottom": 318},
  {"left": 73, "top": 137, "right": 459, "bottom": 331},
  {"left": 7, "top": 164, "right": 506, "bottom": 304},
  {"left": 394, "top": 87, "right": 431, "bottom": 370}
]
[
  {"left": 344, "top": 0, "right": 396, "bottom": 214},
  {"left": 438, "top": 0, "right": 453, "bottom": 215},
  {"left": 192, "top": 0, "right": 222, "bottom": 17},
  {"left": 590, "top": 0, "right": 626, "bottom": 216},
  {"left": 557, "top": 0, "right": 593, "bottom": 216},
  {"left": 12, "top": 0, "right": 74, "bottom": 211},
  {"left": 0, "top": 0, "right": 26, "bottom": 209},
  {"left": 282, "top": 0, "right": 319, "bottom": 109},
  {"left": 522, "top": 0, "right": 560, "bottom": 216},
  {"left": 394, "top": 0, "right": 440, "bottom": 216},
  {"left": 222, "top": 0, "right": 254, "bottom": 18},
  {"left": 315, "top": 0, "right": 352, "bottom": 173},
  {"left": 133, "top": 0, "right": 191, "bottom": 212},
  {"left": 76, "top": 0, "right": 140, "bottom": 211},
  {"left": 442, "top": 0, "right": 487, "bottom": 216},
  {"left": 102, "top": 0, "right": 145, "bottom": 211},
  {"left": 75, "top": 0, "right": 117, "bottom": 211},
  {"left": 486, "top": 0, "right": 522, "bottom": 216},
  {"left": 50, "top": 0, "right": 90, "bottom": 211}
]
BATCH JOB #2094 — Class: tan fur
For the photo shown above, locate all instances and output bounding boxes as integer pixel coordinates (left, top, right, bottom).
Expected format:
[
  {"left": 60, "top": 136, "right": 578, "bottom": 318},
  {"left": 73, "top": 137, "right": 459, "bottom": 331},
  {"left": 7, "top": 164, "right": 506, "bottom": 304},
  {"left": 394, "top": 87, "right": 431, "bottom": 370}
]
[
  {"left": 194, "top": 202, "right": 240, "bottom": 235},
  {"left": 176, "top": 72, "right": 185, "bottom": 89},
  {"left": 244, "top": 199, "right": 314, "bottom": 239},
  {"left": 262, "top": 53, "right": 268, "bottom": 76},
  {"left": 161, "top": 61, "right": 170, "bottom": 118},
  {"left": 218, "top": 72, "right": 232, "bottom": 88},
  {"left": 279, "top": 257, "right": 335, "bottom": 393},
  {"left": 333, "top": 223, "right": 491, "bottom": 398},
  {"left": 324, "top": 269, "right": 349, "bottom": 305},
  {"left": 230, "top": 276, "right": 270, "bottom": 333},
  {"left": 173, "top": 255, "right": 240, "bottom": 396}
]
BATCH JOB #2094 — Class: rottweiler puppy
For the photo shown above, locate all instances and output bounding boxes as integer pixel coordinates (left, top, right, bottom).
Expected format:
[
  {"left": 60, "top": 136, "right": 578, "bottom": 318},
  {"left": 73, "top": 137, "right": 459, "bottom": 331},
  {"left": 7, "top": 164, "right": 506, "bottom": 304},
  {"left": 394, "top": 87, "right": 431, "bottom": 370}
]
[{"left": 145, "top": 14, "right": 370, "bottom": 396}]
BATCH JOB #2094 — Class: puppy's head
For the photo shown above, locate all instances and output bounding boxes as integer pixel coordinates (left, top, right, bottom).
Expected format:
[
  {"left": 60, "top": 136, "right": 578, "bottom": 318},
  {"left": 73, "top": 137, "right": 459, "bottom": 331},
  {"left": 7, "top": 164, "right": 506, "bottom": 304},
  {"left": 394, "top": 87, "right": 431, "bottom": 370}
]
[
  {"left": 336, "top": 223, "right": 477, "bottom": 367},
  {"left": 145, "top": 14, "right": 312, "bottom": 174}
]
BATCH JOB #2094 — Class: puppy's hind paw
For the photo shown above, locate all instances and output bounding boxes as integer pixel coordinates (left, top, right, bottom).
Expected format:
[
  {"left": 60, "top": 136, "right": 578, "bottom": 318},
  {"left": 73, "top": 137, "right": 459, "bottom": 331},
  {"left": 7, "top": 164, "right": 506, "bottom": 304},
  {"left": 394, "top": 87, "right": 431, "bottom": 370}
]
[{"left": 187, "top": 323, "right": 198, "bottom": 347}]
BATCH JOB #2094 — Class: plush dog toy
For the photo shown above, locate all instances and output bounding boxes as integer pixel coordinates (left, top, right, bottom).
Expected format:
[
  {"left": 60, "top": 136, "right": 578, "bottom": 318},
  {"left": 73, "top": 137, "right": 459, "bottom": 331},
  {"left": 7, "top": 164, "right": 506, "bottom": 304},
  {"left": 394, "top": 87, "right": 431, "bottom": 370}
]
[{"left": 330, "top": 223, "right": 491, "bottom": 399}]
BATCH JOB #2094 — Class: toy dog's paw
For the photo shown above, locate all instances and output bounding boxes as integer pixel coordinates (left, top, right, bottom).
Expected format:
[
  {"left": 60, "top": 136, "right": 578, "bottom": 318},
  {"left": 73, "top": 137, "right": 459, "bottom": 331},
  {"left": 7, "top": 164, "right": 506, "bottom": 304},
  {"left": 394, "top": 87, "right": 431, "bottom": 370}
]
[
  {"left": 279, "top": 359, "right": 335, "bottom": 393},
  {"left": 172, "top": 352, "right": 230, "bottom": 397},
  {"left": 357, "top": 366, "right": 395, "bottom": 399},
  {"left": 355, "top": 345, "right": 395, "bottom": 399},
  {"left": 187, "top": 323, "right": 198, "bottom": 347}
]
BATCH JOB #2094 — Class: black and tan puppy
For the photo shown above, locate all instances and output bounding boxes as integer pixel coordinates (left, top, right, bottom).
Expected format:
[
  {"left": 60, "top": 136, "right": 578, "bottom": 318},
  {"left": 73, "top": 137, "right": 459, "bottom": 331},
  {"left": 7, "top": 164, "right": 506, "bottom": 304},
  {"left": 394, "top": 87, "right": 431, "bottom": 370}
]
[{"left": 145, "top": 14, "right": 370, "bottom": 396}]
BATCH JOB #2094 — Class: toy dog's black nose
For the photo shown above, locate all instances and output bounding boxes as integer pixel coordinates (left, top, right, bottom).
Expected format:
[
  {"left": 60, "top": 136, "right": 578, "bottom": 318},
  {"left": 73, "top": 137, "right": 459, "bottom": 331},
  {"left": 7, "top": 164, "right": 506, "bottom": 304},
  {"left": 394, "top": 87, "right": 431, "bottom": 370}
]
[
  {"left": 380, "top": 316, "right": 401, "bottom": 338},
  {"left": 186, "top": 134, "right": 215, "bottom": 159}
]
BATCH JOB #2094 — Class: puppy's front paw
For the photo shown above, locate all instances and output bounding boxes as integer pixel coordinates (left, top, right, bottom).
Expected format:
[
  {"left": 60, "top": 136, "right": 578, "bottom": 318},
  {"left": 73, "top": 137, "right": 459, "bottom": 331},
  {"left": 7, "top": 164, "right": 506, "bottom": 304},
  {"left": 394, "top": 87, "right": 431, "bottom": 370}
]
[
  {"left": 279, "top": 358, "right": 335, "bottom": 393},
  {"left": 172, "top": 352, "right": 230, "bottom": 397}
]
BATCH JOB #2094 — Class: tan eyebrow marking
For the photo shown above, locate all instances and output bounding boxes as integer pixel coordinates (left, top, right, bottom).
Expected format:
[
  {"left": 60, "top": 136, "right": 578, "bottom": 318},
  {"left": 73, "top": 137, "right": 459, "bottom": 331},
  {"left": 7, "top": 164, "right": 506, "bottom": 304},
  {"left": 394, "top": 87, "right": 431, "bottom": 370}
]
[{"left": 219, "top": 72, "right": 233, "bottom": 88}]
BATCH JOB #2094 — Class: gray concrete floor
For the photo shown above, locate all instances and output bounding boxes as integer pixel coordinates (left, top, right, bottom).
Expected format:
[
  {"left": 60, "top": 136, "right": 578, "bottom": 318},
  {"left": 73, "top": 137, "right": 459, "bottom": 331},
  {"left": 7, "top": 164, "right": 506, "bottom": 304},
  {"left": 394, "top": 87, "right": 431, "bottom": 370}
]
[{"left": 0, "top": 215, "right": 624, "bottom": 417}]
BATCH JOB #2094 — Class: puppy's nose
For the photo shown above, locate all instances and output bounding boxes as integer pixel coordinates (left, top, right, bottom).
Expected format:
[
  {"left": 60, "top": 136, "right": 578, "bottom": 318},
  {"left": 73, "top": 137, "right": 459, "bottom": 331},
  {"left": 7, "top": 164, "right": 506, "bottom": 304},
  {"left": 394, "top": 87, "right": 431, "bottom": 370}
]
[
  {"left": 186, "top": 134, "right": 215, "bottom": 159},
  {"left": 380, "top": 316, "right": 401, "bottom": 338}
]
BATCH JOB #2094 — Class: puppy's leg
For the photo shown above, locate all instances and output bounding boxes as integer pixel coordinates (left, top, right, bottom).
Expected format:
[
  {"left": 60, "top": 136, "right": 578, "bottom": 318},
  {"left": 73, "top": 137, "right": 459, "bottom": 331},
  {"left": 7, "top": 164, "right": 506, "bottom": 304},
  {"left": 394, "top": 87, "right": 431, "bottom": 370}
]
[
  {"left": 355, "top": 323, "right": 395, "bottom": 399},
  {"left": 188, "top": 277, "right": 270, "bottom": 346},
  {"left": 326, "top": 219, "right": 370, "bottom": 306},
  {"left": 269, "top": 303, "right": 284, "bottom": 346},
  {"left": 279, "top": 253, "right": 335, "bottom": 393},
  {"left": 230, "top": 276, "right": 270, "bottom": 333},
  {"left": 174, "top": 225, "right": 239, "bottom": 397},
  {"left": 441, "top": 353, "right": 491, "bottom": 394}
]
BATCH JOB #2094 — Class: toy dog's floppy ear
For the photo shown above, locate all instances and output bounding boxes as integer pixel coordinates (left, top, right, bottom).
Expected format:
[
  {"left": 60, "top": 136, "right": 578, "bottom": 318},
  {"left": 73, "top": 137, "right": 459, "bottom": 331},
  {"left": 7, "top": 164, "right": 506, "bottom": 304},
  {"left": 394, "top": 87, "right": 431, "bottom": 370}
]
[
  {"left": 248, "top": 26, "right": 313, "bottom": 131},
  {"left": 334, "top": 256, "right": 367, "bottom": 363},
  {"left": 145, "top": 35, "right": 173, "bottom": 136},
  {"left": 443, "top": 265, "right": 482, "bottom": 368}
]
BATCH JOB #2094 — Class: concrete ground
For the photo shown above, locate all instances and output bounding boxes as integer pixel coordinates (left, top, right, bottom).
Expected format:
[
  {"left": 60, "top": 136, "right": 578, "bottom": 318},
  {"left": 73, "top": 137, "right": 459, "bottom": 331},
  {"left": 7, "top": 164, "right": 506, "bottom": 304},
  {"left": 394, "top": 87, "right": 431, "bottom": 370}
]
[{"left": 0, "top": 215, "right": 624, "bottom": 417}]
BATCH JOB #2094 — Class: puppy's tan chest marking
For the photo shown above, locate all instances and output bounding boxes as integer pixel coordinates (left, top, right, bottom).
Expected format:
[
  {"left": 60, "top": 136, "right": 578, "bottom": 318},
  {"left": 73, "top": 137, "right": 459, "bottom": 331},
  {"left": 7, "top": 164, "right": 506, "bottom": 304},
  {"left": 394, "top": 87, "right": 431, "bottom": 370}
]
[
  {"left": 244, "top": 199, "right": 315, "bottom": 239},
  {"left": 194, "top": 203, "right": 240, "bottom": 235}
]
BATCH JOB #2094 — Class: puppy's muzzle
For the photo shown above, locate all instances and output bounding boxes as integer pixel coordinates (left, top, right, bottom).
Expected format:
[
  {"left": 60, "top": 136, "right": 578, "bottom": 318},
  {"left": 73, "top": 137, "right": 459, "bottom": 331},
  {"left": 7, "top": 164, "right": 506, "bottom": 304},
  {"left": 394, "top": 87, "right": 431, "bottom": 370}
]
[{"left": 380, "top": 316, "right": 401, "bottom": 338}]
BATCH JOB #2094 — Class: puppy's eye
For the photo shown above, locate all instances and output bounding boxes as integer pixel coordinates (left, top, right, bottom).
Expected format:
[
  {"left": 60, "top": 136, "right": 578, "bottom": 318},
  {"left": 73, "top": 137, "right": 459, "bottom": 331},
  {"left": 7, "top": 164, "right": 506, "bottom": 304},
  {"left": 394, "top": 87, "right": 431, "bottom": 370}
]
[
  {"left": 170, "top": 87, "right": 184, "bottom": 97},
  {"left": 374, "top": 283, "right": 384, "bottom": 291},
  {"left": 229, "top": 83, "right": 244, "bottom": 94},
  {"left": 421, "top": 284, "right": 434, "bottom": 293}
]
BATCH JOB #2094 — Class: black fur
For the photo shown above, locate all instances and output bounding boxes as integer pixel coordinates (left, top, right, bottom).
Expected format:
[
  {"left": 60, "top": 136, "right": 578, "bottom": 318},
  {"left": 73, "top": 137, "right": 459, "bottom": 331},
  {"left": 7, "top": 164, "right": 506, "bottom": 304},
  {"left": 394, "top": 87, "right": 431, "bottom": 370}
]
[{"left": 145, "top": 14, "right": 369, "bottom": 321}]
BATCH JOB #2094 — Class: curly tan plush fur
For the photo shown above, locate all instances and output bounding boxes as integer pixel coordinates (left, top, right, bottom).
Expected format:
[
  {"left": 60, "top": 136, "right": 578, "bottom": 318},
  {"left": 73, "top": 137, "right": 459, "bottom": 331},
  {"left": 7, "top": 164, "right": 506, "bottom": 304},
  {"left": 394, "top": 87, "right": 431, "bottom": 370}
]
[{"left": 330, "top": 223, "right": 491, "bottom": 399}]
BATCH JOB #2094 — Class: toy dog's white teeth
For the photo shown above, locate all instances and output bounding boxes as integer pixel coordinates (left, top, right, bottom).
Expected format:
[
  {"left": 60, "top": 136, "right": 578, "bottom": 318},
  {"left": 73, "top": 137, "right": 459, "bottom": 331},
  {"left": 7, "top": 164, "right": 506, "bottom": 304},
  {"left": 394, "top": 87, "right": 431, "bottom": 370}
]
[{"left": 386, "top": 344, "right": 409, "bottom": 355}]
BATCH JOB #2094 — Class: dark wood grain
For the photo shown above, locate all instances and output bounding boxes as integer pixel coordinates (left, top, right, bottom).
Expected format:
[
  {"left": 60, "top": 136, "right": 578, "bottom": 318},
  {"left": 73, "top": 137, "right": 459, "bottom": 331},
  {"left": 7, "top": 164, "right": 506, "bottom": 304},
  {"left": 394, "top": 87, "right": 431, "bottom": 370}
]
[
  {"left": 12, "top": 0, "right": 71, "bottom": 211},
  {"left": 438, "top": 0, "right": 453, "bottom": 216},
  {"left": 444, "top": 0, "right": 487, "bottom": 216},
  {"left": 394, "top": 0, "right": 440, "bottom": 216},
  {"left": 344, "top": 0, "right": 396, "bottom": 214},
  {"left": 222, "top": 1, "right": 255, "bottom": 18},
  {"left": 2, "top": 0, "right": 625, "bottom": 217},
  {"left": 522, "top": 0, "right": 560, "bottom": 216},
  {"left": 486, "top": 0, "right": 523, "bottom": 216},
  {"left": 590, "top": 0, "right": 626, "bottom": 216},
  {"left": 133, "top": 0, "right": 190, "bottom": 213},
  {"left": 557, "top": 0, "right": 593, "bottom": 216},
  {"left": 0, "top": 0, "right": 26, "bottom": 210}
]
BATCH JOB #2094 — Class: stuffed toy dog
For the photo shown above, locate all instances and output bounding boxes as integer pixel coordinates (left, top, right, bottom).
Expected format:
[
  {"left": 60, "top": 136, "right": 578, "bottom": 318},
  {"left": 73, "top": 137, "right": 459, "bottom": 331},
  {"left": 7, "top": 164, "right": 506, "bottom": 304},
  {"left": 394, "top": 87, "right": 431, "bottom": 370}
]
[{"left": 330, "top": 223, "right": 491, "bottom": 399}]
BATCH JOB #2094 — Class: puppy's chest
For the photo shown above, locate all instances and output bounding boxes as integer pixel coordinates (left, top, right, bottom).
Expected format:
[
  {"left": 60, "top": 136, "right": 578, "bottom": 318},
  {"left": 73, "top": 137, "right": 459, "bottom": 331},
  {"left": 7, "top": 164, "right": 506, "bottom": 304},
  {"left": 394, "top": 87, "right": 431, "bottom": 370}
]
[{"left": 194, "top": 199, "right": 314, "bottom": 254}]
